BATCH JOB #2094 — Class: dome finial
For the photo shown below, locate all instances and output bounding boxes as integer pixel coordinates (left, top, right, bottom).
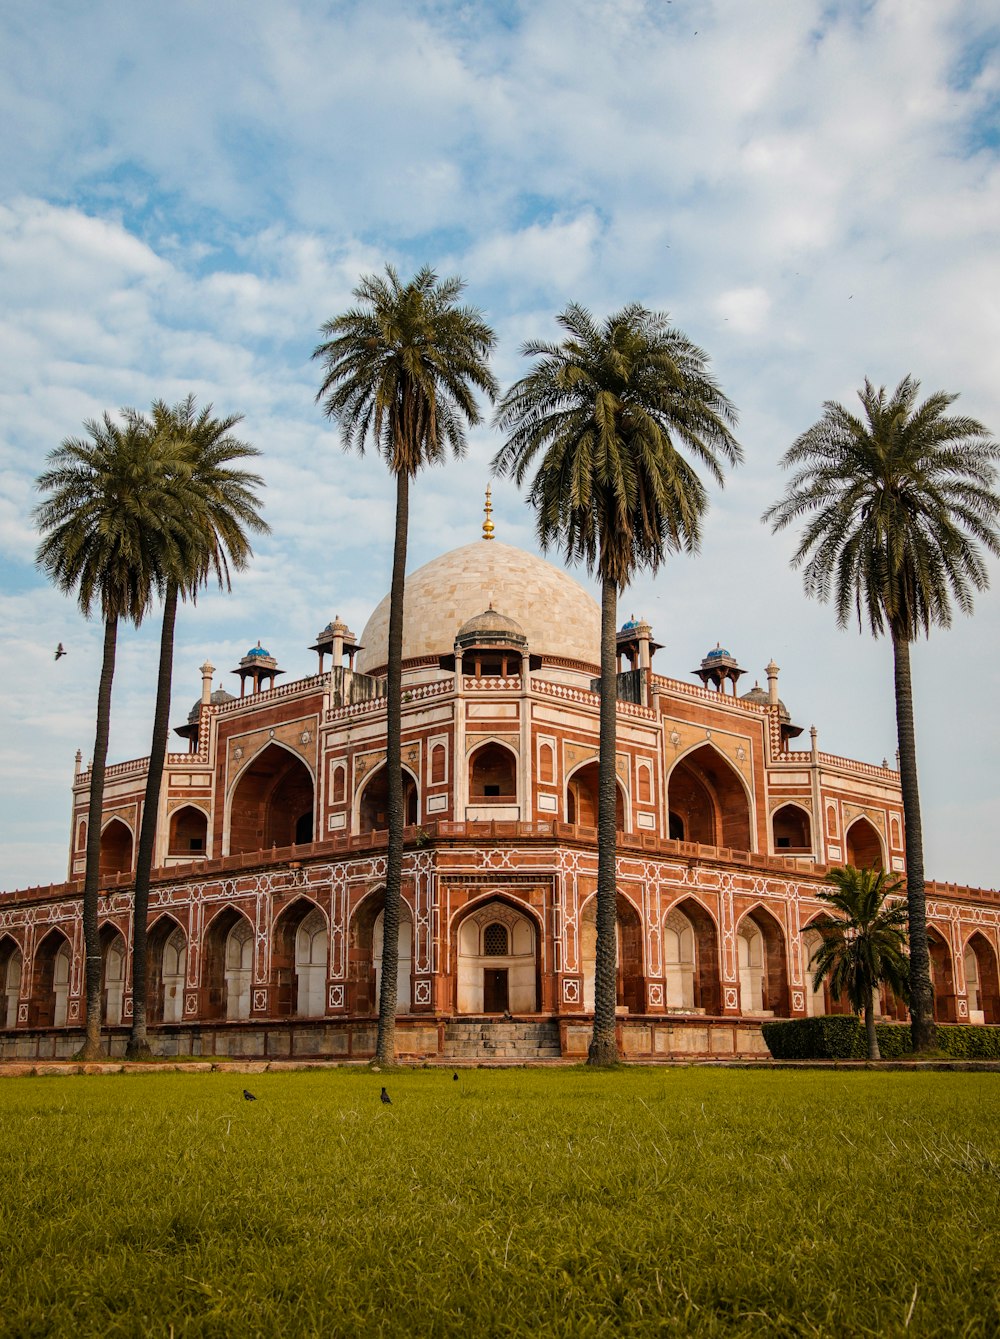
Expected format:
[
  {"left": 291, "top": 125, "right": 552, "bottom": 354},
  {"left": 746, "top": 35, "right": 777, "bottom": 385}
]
[{"left": 483, "top": 483, "right": 495, "bottom": 541}]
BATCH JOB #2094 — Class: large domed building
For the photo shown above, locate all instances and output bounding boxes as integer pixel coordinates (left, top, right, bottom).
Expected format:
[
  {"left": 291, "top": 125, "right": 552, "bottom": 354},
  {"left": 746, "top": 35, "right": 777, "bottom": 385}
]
[{"left": 1, "top": 502, "right": 997, "bottom": 1059}]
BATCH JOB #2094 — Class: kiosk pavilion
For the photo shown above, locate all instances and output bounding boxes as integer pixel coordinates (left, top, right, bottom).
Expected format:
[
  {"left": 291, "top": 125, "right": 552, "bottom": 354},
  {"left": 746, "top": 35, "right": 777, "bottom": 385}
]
[{"left": 1, "top": 499, "right": 998, "bottom": 1060}]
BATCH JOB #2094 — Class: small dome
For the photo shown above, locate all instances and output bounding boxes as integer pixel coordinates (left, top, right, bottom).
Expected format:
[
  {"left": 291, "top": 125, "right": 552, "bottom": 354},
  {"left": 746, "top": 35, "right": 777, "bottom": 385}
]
[
  {"left": 187, "top": 686, "right": 235, "bottom": 723},
  {"left": 706, "top": 645, "right": 731, "bottom": 661},
  {"left": 455, "top": 605, "right": 527, "bottom": 650},
  {"left": 740, "top": 681, "right": 792, "bottom": 723},
  {"left": 246, "top": 644, "right": 270, "bottom": 659}
]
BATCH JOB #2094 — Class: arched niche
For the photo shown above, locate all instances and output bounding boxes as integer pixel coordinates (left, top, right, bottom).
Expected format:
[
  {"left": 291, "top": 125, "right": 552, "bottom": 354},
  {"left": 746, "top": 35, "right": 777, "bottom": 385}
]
[
  {"left": 358, "top": 765, "right": 418, "bottom": 835},
  {"left": 347, "top": 890, "right": 412, "bottom": 1015},
  {"left": 667, "top": 745, "right": 752, "bottom": 852},
  {"left": 31, "top": 930, "right": 72, "bottom": 1028},
  {"left": 581, "top": 892, "right": 645, "bottom": 1014},
  {"left": 566, "top": 761, "right": 625, "bottom": 831},
  {"left": 202, "top": 907, "right": 254, "bottom": 1020},
  {"left": 927, "top": 927, "right": 956, "bottom": 1022},
  {"left": 801, "top": 924, "right": 828, "bottom": 1016},
  {"left": 100, "top": 818, "right": 133, "bottom": 878},
  {"left": 455, "top": 897, "right": 538, "bottom": 1014},
  {"left": 147, "top": 917, "right": 187, "bottom": 1024},
  {"left": 272, "top": 898, "right": 328, "bottom": 1018},
  {"left": 736, "top": 908, "right": 789, "bottom": 1017},
  {"left": 469, "top": 742, "right": 517, "bottom": 802},
  {"left": 845, "top": 817, "right": 884, "bottom": 871},
  {"left": 168, "top": 805, "right": 208, "bottom": 858},
  {"left": 228, "top": 743, "right": 314, "bottom": 856},
  {"left": 0, "top": 936, "right": 23, "bottom": 1028},
  {"left": 772, "top": 804, "right": 811, "bottom": 854},
  {"left": 964, "top": 933, "right": 1000, "bottom": 1025},
  {"left": 663, "top": 898, "right": 721, "bottom": 1014},
  {"left": 99, "top": 925, "right": 127, "bottom": 1027}
]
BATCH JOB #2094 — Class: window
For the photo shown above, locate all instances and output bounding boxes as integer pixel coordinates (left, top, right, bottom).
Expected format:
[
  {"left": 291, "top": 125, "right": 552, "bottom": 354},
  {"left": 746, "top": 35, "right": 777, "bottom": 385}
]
[{"left": 483, "top": 922, "right": 509, "bottom": 955}]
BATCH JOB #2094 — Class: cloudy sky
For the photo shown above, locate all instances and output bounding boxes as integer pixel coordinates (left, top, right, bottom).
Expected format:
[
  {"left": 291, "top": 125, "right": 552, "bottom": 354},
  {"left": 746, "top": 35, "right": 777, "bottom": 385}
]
[{"left": 1, "top": 0, "right": 998, "bottom": 891}]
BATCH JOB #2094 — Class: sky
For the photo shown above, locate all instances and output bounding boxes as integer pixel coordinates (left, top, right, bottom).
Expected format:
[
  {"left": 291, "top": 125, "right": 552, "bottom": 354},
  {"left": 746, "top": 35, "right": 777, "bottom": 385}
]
[{"left": 1, "top": 0, "right": 998, "bottom": 892}]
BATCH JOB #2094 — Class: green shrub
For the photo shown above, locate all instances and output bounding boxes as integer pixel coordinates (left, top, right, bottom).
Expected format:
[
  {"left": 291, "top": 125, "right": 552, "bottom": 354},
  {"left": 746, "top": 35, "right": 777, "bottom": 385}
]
[{"left": 761, "top": 1016, "right": 1000, "bottom": 1060}]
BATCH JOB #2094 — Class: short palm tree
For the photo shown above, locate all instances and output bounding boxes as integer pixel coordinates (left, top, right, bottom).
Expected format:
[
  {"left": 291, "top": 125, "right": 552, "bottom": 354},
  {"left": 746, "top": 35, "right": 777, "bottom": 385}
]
[
  {"left": 493, "top": 303, "right": 740, "bottom": 1065},
  {"left": 765, "top": 377, "right": 999, "bottom": 1051},
  {"left": 808, "top": 865, "right": 910, "bottom": 1061},
  {"left": 127, "top": 396, "right": 268, "bottom": 1059},
  {"left": 313, "top": 265, "right": 497, "bottom": 1066},
  {"left": 35, "top": 411, "right": 187, "bottom": 1058}
]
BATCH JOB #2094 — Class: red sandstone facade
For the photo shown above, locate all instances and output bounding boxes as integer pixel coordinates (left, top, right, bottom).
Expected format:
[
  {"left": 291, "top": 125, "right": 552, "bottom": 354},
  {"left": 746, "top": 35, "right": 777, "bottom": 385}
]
[{"left": 1, "top": 536, "right": 997, "bottom": 1059}]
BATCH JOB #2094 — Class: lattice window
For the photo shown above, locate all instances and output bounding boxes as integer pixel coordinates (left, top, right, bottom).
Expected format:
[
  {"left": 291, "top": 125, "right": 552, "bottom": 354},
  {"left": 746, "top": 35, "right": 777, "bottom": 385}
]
[{"left": 483, "top": 922, "right": 509, "bottom": 956}]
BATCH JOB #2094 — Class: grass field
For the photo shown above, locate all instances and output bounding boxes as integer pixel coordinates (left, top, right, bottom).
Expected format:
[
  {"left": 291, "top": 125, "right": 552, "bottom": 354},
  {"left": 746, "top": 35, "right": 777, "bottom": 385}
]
[{"left": 1, "top": 1068, "right": 998, "bottom": 1337}]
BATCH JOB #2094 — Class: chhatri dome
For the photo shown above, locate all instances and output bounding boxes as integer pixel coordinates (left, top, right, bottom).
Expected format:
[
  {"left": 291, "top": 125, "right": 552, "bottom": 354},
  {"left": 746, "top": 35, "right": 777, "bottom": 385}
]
[{"left": 357, "top": 543, "right": 602, "bottom": 673}]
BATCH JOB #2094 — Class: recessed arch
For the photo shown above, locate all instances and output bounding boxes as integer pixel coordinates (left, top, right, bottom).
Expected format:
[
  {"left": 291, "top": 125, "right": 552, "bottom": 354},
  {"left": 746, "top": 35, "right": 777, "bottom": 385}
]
[
  {"left": 228, "top": 741, "right": 315, "bottom": 855},
  {"left": 356, "top": 763, "right": 419, "bottom": 835},
  {"left": 348, "top": 888, "right": 413, "bottom": 1015},
  {"left": 845, "top": 817, "right": 884, "bottom": 871},
  {"left": 453, "top": 894, "right": 540, "bottom": 1014},
  {"left": 468, "top": 740, "right": 517, "bottom": 803},
  {"left": 964, "top": 932, "right": 1000, "bottom": 1024},
  {"left": 0, "top": 934, "right": 23, "bottom": 1028},
  {"left": 927, "top": 926, "right": 956, "bottom": 1022},
  {"left": 99, "top": 923, "right": 127, "bottom": 1026},
  {"left": 663, "top": 896, "right": 721, "bottom": 1015},
  {"left": 735, "top": 905, "right": 790, "bottom": 1017},
  {"left": 202, "top": 906, "right": 255, "bottom": 1020},
  {"left": 666, "top": 743, "right": 753, "bottom": 852},
  {"left": 580, "top": 891, "right": 645, "bottom": 1014},
  {"left": 565, "top": 759, "right": 627, "bottom": 831},
  {"left": 168, "top": 804, "right": 209, "bottom": 858},
  {"left": 272, "top": 897, "right": 328, "bottom": 1018},
  {"left": 771, "top": 803, "right": 811, "bottom": 854},
  {"left": 31, "top": 928, "right": 72, "bottom": 1028},
  {"left": 147, "top": 915, "right": 187, "bottom": 1024},
  {"left": 100, "top": 817, "right": 133, "bottom": 878}
]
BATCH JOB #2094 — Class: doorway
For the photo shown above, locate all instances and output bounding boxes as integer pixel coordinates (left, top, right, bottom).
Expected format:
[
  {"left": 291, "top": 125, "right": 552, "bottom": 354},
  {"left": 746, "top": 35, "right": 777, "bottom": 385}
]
[{"left": 484, "top": 968, "right": 509, "bottom": 1013}]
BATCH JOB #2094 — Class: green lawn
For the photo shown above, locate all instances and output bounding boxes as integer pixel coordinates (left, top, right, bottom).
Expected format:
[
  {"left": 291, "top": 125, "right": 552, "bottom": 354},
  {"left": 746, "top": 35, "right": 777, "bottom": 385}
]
[{"left": 1, "top": 1068, "right": 997, "bottom": 1337}]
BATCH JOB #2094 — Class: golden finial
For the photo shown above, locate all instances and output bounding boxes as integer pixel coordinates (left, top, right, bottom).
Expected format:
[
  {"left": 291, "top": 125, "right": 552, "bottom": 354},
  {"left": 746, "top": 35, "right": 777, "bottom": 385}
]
[{"left": 483, "top": 483, "right": 495, "bottom": 541}]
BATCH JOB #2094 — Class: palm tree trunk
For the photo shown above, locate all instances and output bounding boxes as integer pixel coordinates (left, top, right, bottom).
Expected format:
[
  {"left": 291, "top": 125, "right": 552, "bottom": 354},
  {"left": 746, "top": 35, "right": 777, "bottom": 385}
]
[
  {"left": 864, "top": 1000, "right": 880, "bottom": 1061},
  {"left": 127, "top": 581, "right": 179, "bottom": 1059},
  {"left": 374, "top": 470, "right": 408, "bottom": 1066},
  {"left": 892, "top": 631, "right": 936, "bottom": 1052},
  {"left": 588, "top": 573, "right": 620, "bottom": 1067},
  {"left": 77, "top": 616, "right": 118, "bottom": 1060}
]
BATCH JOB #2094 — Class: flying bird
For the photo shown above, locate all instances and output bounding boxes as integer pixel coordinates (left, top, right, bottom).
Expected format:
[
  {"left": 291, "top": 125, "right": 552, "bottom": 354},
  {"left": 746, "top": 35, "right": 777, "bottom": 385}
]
[
  {"left": 54, "top": 643, "right": 66, "bottom": 660},
  {"left": 380, "top": 1087, "right": 391, "bottom": 1105},
  {"left": 243, "top": 1089, "right": 256, "bottom": 1101}
]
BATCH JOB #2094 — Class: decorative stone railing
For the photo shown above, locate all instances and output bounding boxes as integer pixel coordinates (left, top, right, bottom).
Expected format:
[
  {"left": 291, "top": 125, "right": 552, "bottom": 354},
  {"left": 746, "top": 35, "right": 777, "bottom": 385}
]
[
  {"left": 325, "top": 677, "right": 451, "bottom": 723},
  {"left": 773, "top": 749, "right": 899, "bottom": 780},
  {"left": 213, "top": 673, "right": 328, "bottom": 714},
  {"left": 463, "top": 676, "right": 522, "bottom": 691}
]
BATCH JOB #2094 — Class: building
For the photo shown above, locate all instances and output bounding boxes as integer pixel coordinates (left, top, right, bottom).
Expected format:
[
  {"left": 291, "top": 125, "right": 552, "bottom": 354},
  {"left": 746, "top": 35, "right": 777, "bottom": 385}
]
[{"left": 2, "top": 501, "right": 998, "bottom": 1060}]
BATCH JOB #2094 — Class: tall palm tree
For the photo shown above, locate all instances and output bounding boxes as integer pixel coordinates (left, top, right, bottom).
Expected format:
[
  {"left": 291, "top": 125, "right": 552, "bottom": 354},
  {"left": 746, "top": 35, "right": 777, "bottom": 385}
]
[
  {"left": 34, "top": 411, "right": 187, "bottom": 1058},
  {"left": 493, "top": 303, "right": 740, "bottom": 1065},
  {"left": 808, "top": 865, "right": 910, "bottom": 1061},
  {"left": 313, "top": 265, "right": 497, "bottom": 1066},
  {"left": 764, "top": 377, "right": 999, "bottom": 1051},
  {"left": 127, "top": 396, "right": 268, "bottom": 1059}
]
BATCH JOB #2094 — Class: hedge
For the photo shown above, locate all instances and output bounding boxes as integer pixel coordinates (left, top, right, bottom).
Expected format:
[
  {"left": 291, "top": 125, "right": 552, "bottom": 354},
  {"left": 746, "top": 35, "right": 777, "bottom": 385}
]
[{"left": 761, "top": 1016, "right": 1000, "bottom": 1060}]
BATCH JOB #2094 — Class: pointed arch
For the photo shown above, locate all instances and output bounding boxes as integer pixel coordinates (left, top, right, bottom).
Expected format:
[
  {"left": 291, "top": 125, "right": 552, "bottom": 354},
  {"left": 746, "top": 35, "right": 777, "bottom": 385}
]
[
  {"left": 356, "top": 762, "right": 419, "bottom": 835},
  {"left": 0, "top": 934, "right": 23, "bottom": 1028},
  {"left": 663, "top": 896, "right": 721, "bottom": 1015},
  {"left": 771, "top": 803, "right": 812, "bottom": 854},
  {"left": 31, "top": 928, "right": 72, "bottom": 1028},
  {"left": 666, "top": 742, "right": 753, "bottom": 852},
  {"left": 168, "top": 804, "right": 209, "bottom": 858},
  {"left": 202, "top": 906, "right": 255, "bottom": 1020},
  {"left": 147, "top": 915, "right": 187, "bottom": 1024},
  {"left": 468, "top": 740, "right": 518, "bottom": 802},
  {"left": 228, "top": 741, "right": 315, "bottom": 856},
  {"left": 580, "top": 890, "right": 645, "bottom": 1014},
  {"left": 565, "top": 759, "right": 627, "bottom": 831},
  {"left": 735, "top": 905, "right": 790, "bottom": 1017},
  {"left": 452, "top": 893, "right": 541, "bottom": 1014},
  {"left": 927, "top": 926, "right": 957, "bottom": 1022},
  {"left": 845, "top": 817, "right": 884, "bottom": 871},
  {"left": 964, "top": 932, "right": 1000, "bottom": 1025},
  {"left": 100, "top": 817, "right": 133, "bottom": 878},
  {"left": 99, "top": 923, "right": 127, "bottom": 1027},
  {"left": 272, "top": 896, "right": 328, "bottom": 1018},
  {"left": 348, "top": 887, "right": 413, "bottom": 1015}
]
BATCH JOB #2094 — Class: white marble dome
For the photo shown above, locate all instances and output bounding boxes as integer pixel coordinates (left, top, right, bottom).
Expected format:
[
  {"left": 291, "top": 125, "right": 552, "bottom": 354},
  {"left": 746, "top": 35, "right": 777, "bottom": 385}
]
[{"left": 357, "top": 540, "right": 601, "bottom": 673}]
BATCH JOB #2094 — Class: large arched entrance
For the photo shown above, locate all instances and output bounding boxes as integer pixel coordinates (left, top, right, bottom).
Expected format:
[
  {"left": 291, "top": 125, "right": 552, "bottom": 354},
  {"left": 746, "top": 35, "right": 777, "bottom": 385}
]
[
  {"left": 456, "top": 898, "right": 538, "bottom": 1013},
  {"left": 566, "top": 761, "right": 625, "bottom": 831},
  {"left": 100, "top": 925, "right": 127, "bottom": 1027},
  {"left": 347, "top": 891, "right": 412, "bottom": 1015},
  {"left": 358, "top": 766, "right": 418, "bottom": 835},
  {"left": 228, "top": 744, "right": 314, "bottom": 856},
  {"left": 147, "top": 917, "right": 186, "bottom": 1024},
  {"left": 581, "top": 893, "right": 645, "bottom": 1014},
  {"left": 663, "top": 899, "right": 721, "bottom": 1014},
  {"left": 203, "top": 908, "right": 254, "bottom": 1020},
  {"left": 667, "top": 746, "right": 752, "bottom": 851},
  {"left": 0, "top": 936, "right": 22, "bottom": 1028},
  {"left": 736, "top": 908, "right": 789, "bottom": 1016},
  {"left": 845, "top": 818, "right": 884, "bottom": 870},
  {"left": 31, "top": 930, "right": 71, "bottom": 1027},
  {"left": 100, "top": 818, "right": 133, "bottom": 878},
  {"left": 927, "top": 928, "right": 956, "bottom": 1022},
  {"left": 272, "top": 898, "right": 328, "bottom": 1018},
  {"left": 964, "top": 933, "right": 1000, "bottom": 1025}
]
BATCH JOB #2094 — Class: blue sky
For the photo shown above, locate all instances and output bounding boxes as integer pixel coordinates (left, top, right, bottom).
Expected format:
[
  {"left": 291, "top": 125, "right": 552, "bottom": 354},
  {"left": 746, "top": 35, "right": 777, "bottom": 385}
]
[{"left": 1, "top": 0, "right": 998, "bottom": 889}]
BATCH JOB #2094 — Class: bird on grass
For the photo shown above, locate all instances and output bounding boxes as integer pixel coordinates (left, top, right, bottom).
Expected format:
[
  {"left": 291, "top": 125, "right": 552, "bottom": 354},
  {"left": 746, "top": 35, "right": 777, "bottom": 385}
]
[
  {"left": 243, "top": 1089, "right": 256, "bottom": 1101},
  {"left": 380, "top": 1087, "right": 391, "bottom": 1105},
  {"left": 453, "top": 1073, "right": 459, "bottom": 1081},
  {"left": 54, "top": 643, "right": 66, "bottom": 661}
]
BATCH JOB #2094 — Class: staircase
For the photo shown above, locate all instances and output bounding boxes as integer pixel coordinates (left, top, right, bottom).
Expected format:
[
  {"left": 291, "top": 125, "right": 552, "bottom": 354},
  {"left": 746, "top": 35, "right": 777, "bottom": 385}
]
[{"left": 443, "top": 1018, "right": 562, "bottom": 1062}]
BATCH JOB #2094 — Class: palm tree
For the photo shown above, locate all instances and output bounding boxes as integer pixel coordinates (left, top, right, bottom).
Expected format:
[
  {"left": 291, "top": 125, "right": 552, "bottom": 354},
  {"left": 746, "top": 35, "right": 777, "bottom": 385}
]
[
  {"left": 126, "top": 396, "right": 268, "bottom": 1059},
  {"left": 808, "top": 865, "right": 910, "bottom": 1060},
  {"left": 493, "top": 303, "right": 740, "bottom": 1065},
  {"left": 764, "top": 377, "right": 999, "bottom": 1051},
  {"left": 34, "top": 411, "right": 186, "bottom": 1058},
  {"left": 313, "top": 265, "right": 497, "bottom": 1066}
]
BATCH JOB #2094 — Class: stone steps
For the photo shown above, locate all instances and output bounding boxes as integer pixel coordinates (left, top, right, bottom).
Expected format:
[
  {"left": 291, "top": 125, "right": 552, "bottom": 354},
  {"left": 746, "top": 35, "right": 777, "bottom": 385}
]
[{"left": 443, "top": 1018, "right": 562, "bottom": 1060}]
